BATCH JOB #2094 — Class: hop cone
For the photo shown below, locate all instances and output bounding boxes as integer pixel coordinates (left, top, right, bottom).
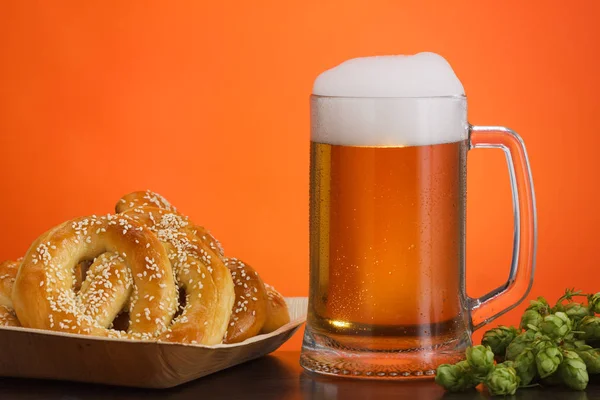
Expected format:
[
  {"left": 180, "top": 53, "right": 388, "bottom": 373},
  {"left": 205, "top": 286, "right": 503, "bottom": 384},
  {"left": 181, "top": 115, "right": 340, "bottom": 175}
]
[
  {"left": 578, "top": 316, "right": 600, "bottom": 341},
  {"left": 520, "top": 309, "right": 543, "bottom": 330},
  {"left": 539, "top": 312, "right": 573, "bottom": 340},
  {"left": 506, "top": 329, "right": 541, "bottom": 361},
  {"left": 466, "top": 345, "right": 495, "bottom": 379},
  {"left": 589, "top": 292, "right": 600, "bottom": 314},
  {"left": 514, "top": 347, "right": 537, "bottom": 386},
  {"left": 527, "top": 296, "right": 550, "bottom": 315},
  {"left": 482, "top": 326, "right": 519, "bottom": 358},
  {"left": 435, "top": 360, "right": 478, "bottom": 392},
  {"left": 484, "top": 364, "right": 520, "bottom": 396},
  {"left": 535, "top": 338, "right": 564, "bottom": 378},
  {"left": 573, "top": 345, "right": 600, "bottom": 374},
  {"left": 559, "top": 350, "right": 589, "bottom": 391},
  {"left": 563, "top": 302, "right": 591, "bottom": 322}
]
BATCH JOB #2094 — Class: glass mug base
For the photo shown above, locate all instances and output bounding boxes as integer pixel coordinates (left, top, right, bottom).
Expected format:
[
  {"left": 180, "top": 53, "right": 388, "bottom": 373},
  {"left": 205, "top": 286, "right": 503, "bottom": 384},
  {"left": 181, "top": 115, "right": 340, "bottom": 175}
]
[{"left": 300, "top": 326, "right": 470, "bottom": 380}]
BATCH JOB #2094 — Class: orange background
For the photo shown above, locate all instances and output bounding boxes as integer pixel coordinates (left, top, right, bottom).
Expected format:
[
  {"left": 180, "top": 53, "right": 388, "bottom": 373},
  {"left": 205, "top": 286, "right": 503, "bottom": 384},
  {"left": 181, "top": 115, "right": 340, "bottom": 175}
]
[{"left": 0, "top": 1, "right": 599, "bottom": 351}]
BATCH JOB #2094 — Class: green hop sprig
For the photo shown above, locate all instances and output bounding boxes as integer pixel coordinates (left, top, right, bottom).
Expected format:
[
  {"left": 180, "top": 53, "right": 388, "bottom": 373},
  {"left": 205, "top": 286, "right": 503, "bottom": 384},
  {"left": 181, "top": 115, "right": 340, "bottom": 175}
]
[
  {"left": 483, "top": 363, "right": 520, "bottom": 396},
  {"left": 466, "top": 345, "right": 495, "bottom": 379},
  {"left": 539, "top": 312, "right": 573, "bottom": 340},
  {"left": 435, "top": 360, "right": 478, "bottom": 392},
  {"left": 435, "top": 288, "right": 600, "bottom": 395},
  {"left": 578, "top": 316, "right": 600, "bottom": 342},
  {"left": 559, "top": 350, "right": 589, "bottom": 391},
  {"left": 535, "top": 337, "right": 564, "bottom": 378},
  {"left": 482, "top": 326, "right": 519, "bottom": 359}
]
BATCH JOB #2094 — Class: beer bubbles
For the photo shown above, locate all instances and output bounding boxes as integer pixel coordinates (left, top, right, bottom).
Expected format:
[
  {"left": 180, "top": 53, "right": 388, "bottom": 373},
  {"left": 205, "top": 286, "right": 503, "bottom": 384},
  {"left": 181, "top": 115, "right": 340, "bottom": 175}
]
[{"left": 311, "top": 52, "right": 468, "bottom": 147}]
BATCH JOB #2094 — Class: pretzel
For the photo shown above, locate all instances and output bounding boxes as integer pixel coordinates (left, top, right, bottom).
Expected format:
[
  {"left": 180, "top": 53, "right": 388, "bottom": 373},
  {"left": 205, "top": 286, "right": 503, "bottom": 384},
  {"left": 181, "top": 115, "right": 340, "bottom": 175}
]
[
  {"left": 12, "top": 215, "right": 178, "bottom": 338},
  {"left": 261, "top": 283, "right": 290, "bottom": 333},
  {"left": 0, "top": 260, "right": 20, "bottom": 327},
  {"left": 223, "top": 258, "right": 268, "bottom": 343},
  {"left": 118, "top": 206, "right": 235, "bottom": 344},
  {"left": 3, "top": 190, "right": 287, "bottom": 345},
  {"left": 116, "top": 190, "right": 289, "bottom": 343}
]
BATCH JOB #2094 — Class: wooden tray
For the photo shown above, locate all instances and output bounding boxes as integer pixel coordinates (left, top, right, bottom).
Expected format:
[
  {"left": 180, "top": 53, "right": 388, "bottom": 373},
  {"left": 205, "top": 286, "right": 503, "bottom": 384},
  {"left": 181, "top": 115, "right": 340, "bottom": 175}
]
[{"left": 0, "top": 297, "right": 307, "bottom": 388}]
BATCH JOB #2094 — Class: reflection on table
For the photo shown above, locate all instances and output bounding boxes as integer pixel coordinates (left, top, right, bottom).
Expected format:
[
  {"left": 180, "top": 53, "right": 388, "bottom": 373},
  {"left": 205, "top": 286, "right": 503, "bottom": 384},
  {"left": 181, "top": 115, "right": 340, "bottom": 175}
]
[{"left": 0, "top": 352, "right": 597, "bottom": 400}]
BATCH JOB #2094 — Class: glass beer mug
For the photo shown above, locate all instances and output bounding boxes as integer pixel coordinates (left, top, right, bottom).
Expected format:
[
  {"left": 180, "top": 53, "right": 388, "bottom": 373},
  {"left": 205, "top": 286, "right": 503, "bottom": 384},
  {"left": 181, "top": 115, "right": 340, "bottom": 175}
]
[{"left": 300, "top": 53, "right": 537, "bottom": 379}]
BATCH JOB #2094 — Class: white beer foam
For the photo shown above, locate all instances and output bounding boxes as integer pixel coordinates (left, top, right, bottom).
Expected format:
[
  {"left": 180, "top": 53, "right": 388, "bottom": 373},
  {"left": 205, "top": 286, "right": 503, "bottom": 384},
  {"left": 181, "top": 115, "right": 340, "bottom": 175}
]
[{"left": 311, "top": 52, "right": 468, "bottom": 146}]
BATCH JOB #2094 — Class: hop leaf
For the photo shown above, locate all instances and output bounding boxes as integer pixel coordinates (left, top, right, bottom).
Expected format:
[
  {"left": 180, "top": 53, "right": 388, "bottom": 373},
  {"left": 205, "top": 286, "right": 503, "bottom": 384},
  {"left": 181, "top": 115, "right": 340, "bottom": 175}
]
[
  {"left": 535, "top": 338, "right": 564, "bottom": 378},
  {"left": 435, "top": 360, "right": 478, "bottom": 392},
  {"left": 573, "top": 344, "right": 600, "bottom": 374},
  {"left": 506, "top": 329, "right": 541, "bottom": 361},
  {"left": 559, "top": 350, "right": 589, "bottom": 391},
  {"left": 520, "top": 309, "right": 544, "bottom": 330},
  {"left": 513, "top": 347, "right": 537, "bottom": 386},
  {"left": 578, "top": 316, "right": 600, "bottom": 341},
  {"left": 539, "top": 312, "right": 573, "bottom": 340},
  {"left": 466, "top": 345, "right": 495, "bottom": 379},
  {"left": 482, "top": 326, "right": 519, "bottom": 358},
  {"left": 527, "top": 296, "right": 551, "bottom": 315},
  {"left": 484, "top": 364, "right": 520, "bottom": 396}
]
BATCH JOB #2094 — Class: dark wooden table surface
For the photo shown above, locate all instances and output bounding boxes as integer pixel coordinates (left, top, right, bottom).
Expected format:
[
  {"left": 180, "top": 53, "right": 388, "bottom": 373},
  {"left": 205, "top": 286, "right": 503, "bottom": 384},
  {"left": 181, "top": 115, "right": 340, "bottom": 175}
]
[{"left": 0, "top": 351, "right": 598, "bottom": 399}]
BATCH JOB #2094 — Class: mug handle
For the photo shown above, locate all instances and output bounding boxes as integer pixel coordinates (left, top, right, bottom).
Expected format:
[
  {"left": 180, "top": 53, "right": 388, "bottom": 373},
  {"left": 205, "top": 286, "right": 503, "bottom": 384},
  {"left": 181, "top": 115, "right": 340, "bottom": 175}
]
[{"left": 468, "top": 125, "right": 538, "bottom": 330}]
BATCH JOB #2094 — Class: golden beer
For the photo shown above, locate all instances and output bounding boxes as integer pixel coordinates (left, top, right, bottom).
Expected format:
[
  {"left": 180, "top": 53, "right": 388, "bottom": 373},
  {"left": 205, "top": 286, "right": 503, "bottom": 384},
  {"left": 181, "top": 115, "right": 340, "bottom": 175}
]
[{"left": 308, "top": 140, "right": 468, "bottom": 352}]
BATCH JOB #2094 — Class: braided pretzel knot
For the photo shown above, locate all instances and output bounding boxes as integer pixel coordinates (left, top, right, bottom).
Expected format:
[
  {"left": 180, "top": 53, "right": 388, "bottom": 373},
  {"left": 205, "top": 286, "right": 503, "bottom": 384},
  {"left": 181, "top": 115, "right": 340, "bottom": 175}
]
[
  {"left": 12, "top": 215, "right": 178, "bottom": 338},
  {"left": 117, "top": 191, "right": 289, "bottom": 343},
  {"left": 116, "top": 205, "right": 234, "bottom": 344},
  {"left": 116, "top": 192, "right": 266, "bottom": 343}
]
